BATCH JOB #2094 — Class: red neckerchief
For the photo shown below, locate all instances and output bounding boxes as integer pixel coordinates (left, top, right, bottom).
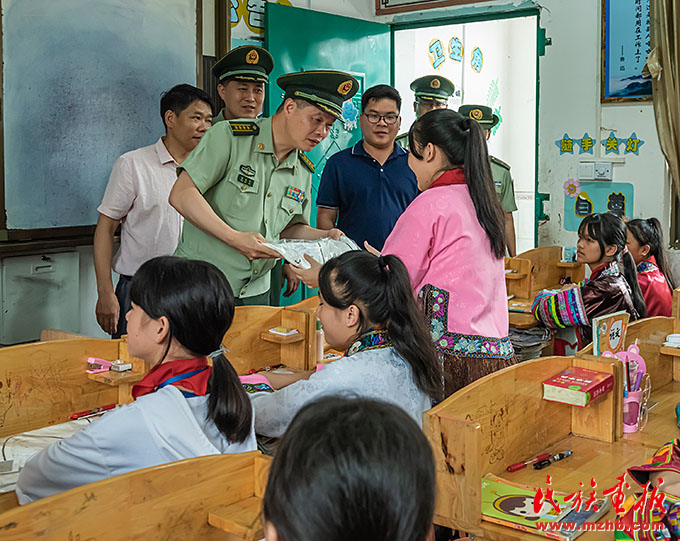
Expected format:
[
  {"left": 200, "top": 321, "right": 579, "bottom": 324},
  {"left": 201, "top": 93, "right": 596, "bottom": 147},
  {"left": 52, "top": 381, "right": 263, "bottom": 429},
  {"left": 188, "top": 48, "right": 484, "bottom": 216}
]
[
  {"left": 589, "top": 263, "right": 607, "bottom": 280},
  {"left": 429, "top": 168, "right": 466, "bottom": 189},
  {"left": 132, "top": 357, "right": 212, "bottom": 399}
]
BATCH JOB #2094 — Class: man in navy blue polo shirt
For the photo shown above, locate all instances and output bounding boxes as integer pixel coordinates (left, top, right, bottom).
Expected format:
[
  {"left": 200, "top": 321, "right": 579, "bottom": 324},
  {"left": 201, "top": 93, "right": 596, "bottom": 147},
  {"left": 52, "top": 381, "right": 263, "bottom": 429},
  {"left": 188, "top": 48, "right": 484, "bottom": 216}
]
[{"left": 316, "top": 85, "right": 418, "bottom": 250}]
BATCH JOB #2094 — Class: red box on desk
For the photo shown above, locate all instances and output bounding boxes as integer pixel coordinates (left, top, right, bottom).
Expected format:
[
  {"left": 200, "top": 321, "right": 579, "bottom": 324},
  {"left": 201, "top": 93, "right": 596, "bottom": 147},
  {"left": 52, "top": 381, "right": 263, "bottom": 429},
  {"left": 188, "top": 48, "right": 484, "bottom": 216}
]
[{"left": 542, "top": 366, "right": 614, "bottom": 407}]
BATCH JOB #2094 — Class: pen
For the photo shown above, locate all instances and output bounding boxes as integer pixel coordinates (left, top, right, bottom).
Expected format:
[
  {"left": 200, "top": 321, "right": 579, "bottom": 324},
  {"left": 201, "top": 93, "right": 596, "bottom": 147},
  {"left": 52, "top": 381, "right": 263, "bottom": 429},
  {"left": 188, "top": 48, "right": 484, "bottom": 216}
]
[
  {"left": 634, "top": 372, "right": 642, "bottom": 392},
  {"left": 533, "top": 450, "right": 573, "bottom": 470},
  {"left": 507, "top": 453, "right": 550, "bottom": 472},
  {"left": 70, "top": 404, "right": 116, "bottom": 420}
]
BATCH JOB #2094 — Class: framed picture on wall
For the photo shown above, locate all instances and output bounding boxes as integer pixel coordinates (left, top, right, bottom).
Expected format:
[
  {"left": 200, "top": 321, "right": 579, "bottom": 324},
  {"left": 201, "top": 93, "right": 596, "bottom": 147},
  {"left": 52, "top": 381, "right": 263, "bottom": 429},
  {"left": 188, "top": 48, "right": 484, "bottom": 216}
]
[
  {"left": 376, "top": 0, "right": 496, "bottom": 16},
  {"left": 601, "top": 0, "right": 652, "bottom": 103}
]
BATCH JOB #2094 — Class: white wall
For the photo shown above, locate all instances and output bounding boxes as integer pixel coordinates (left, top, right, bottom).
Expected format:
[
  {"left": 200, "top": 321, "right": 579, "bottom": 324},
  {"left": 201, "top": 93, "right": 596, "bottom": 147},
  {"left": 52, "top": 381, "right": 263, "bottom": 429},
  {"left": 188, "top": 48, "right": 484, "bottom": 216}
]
[{"left": 536, "top": 0, "right": 668, "bottom": 248}]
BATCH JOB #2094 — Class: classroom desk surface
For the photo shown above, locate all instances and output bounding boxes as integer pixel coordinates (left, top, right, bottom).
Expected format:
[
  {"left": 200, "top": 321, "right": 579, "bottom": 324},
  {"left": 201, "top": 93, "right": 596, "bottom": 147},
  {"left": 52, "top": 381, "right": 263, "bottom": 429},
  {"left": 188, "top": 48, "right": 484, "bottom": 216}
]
[
  {"left": 474, "top": 381, "right": 680, "bottom": 540},
  {"left": 508, "top": 298, "right": 537, "bottom": 330}
]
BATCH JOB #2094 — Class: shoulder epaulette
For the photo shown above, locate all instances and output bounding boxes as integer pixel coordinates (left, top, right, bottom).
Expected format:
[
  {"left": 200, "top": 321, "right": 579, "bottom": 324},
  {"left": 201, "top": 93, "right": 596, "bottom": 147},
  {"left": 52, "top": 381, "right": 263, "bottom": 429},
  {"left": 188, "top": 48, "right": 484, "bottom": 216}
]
[
  {"left": 299, "top": 152, "right": 315, "bottom": 173},
  {"left": 490, "top": 155, "right": 511, "bottom": 170},
  {"left": 228, "top": 120, "right": 259, "bottom": 136}
]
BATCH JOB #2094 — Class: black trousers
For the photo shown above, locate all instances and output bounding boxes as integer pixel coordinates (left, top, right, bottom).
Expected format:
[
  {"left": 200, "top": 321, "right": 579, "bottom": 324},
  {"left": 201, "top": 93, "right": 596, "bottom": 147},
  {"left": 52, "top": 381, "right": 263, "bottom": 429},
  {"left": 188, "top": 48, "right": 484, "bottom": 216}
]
[{"left": 112, "top": 274, "right": 132, "bottom": 339}]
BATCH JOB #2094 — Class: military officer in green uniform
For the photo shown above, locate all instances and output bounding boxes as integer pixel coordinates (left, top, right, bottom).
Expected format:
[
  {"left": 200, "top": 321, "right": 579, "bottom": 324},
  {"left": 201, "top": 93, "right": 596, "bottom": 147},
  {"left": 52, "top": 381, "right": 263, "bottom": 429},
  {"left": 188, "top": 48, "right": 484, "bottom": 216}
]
[
  {"left": 459, "top": 104, "right": 518, "bottom": 257},
  {"left": 169, "top": 70, "right": 359, "bottom": 305},
  {"left": 211, "top": 46, "right": 294, "bottom": 305},
  {"left": 212, "top": 45, "right": 273, "bottom": 123},
  {"left": 395, "top": 75, "right": 455, "bottom": 150}
]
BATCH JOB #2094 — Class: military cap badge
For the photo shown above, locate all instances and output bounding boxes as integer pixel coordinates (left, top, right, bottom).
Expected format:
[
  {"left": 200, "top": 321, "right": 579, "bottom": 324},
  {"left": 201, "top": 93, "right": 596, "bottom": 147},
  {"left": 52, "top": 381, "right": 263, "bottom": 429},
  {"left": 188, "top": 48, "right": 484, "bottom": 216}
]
[
  {"left": 338, "top": 80, "right": 354, "bottom": 96},
  {"left": 246, "top": 49, "right": 259, "bottom": 64}
]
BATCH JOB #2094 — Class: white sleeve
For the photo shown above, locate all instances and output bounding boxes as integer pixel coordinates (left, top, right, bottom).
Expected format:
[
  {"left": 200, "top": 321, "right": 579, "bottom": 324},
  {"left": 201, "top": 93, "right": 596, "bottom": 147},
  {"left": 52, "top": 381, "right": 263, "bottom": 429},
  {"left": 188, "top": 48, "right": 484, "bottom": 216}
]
[
  {"left": 16, "top": 424, "right": 110, "bottom": 504},
  {"left": 251, "top": 361, "right": 361, "bottom": 438},
  {"left": 97, "top": 154, "right": 136, "bottom": 220}
]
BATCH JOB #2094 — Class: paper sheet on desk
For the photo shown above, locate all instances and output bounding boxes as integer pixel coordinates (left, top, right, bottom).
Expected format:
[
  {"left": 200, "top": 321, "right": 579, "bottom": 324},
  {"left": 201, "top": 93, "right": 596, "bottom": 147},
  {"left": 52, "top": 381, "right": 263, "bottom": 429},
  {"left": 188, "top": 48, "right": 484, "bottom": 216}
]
[
  {"left": 0, "top": 416, "right": 108, "bottom": 493},
  {"left": 263, "top": 237, "right": 359, "bottom": 269}
]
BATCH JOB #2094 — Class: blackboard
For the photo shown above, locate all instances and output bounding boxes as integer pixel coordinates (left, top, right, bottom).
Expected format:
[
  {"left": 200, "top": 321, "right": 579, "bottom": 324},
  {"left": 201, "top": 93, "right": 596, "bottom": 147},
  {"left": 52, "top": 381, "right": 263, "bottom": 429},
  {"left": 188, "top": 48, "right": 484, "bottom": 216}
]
[{"left": 1, "top": 0, "right": 199, "bottom": 232}]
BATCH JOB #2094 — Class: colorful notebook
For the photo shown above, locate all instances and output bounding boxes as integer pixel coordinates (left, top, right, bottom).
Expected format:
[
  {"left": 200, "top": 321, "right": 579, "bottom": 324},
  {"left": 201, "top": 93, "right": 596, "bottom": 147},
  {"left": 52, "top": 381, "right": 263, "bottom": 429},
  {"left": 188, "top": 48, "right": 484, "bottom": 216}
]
[{"left": 482, "top": 474, "right": 610, "bottom": 540}]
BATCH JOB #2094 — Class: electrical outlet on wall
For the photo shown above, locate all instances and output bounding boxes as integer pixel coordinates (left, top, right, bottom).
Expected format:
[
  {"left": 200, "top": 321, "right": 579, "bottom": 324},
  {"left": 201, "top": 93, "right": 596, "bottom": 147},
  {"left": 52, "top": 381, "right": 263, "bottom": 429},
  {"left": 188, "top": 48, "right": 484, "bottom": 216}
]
[{"left": 594, "top": 162, "right": 613, "bottom": 180}]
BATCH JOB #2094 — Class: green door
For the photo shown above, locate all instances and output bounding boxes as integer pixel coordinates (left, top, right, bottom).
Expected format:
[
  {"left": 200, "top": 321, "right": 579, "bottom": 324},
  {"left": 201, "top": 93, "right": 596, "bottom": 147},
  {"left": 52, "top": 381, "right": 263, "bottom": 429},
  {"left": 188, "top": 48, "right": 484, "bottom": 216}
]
[{"left": 265, "top": 3, "right": 390, "bottom": 305}]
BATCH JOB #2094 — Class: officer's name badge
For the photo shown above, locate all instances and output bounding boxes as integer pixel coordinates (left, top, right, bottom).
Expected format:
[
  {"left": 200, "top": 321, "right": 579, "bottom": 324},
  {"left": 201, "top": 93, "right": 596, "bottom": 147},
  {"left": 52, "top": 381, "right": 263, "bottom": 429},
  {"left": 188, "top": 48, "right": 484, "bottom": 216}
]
[
  {"left": 238, "top": 174, "right": 254, "bottom": 187},
  {"left": 285, "top": 186, "right": 305, "bottom": 203}
]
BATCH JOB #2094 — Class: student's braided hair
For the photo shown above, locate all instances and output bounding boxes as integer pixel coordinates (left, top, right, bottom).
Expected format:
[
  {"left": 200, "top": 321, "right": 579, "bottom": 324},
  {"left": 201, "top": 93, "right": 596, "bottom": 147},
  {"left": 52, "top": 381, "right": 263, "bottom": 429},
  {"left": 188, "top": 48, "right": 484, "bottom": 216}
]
[
  {"left": 130, "top": 256, "right": 252, "bottom": 443},
  {"left": 578, "top": 213, "right": 647, "bottom": 318},
  {"left": 408, "top": 108, "right": 506, "bottom": 258},
  {"left": 318, "top": 250, "right": 443, "bottom": 402},
  {"left": 627, "top": 217, "right": 676, "bottom": 289}
]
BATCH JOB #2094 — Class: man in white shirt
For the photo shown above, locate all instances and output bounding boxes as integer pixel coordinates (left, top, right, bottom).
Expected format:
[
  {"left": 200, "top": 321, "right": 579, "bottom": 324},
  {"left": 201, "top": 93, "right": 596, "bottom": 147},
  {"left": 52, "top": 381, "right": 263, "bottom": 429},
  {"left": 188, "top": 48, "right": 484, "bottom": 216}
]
[{"left": 94, "top": 84, "right": 213, "bottom": 337}]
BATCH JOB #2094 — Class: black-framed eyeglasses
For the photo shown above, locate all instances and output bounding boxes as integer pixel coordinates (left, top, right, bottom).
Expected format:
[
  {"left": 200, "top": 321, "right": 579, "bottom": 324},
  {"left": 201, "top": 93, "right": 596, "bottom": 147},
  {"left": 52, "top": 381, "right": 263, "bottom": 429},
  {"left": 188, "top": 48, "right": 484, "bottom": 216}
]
[{"left": 363, "top": 113, "right": 399, "bottom": 125}]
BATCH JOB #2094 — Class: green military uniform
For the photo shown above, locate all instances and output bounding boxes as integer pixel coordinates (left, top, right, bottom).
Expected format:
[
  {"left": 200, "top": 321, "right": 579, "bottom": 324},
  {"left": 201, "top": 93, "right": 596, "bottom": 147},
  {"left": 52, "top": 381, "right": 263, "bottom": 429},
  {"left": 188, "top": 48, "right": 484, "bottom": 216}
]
[
  {"left": 395, "top": 132, "right": 409, "bottom": 150},
  {"left": 396, "top": 75, "right": 455, "bottom": 150},
  {"left": 175, "top": 116, "right": 314, "bottom": 302},
  {"left": 490, "top": 156, "right": 518, "bottom": 213},
  {"left": 175, "top": 70, "right": 359, "bottom": 305},
  {"left": 213, "top": 109, "right": 227, "bottom": 124},
  {"left": 458, "top": 104, "right": 518, "bottom": 213},
  {"left": 211, "top": 45, "right": 273, "bottom": 125}
]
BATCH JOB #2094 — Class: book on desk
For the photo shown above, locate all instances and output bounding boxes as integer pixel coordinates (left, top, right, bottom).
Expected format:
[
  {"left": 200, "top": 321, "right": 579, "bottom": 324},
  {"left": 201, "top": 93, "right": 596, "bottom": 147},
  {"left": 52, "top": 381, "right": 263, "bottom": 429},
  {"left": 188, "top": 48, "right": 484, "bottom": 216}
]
[{"left": 482, "top": 474, "right": 610, "bottom": 540}]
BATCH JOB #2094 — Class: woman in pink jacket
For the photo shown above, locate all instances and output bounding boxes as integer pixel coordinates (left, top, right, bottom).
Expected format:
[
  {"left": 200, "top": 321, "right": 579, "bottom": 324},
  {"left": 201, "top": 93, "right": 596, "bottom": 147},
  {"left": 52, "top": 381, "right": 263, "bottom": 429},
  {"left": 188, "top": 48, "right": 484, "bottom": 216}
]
[{"left": 381, "top": 109, "right": 515, "bottom": 397}]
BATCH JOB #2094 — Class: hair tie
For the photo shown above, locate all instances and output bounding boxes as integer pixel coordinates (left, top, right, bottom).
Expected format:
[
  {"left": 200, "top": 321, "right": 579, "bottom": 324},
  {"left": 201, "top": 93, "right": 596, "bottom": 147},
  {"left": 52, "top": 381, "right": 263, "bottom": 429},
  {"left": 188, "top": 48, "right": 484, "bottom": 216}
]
[
  {"left": 209, "top": 346, "right": 227, "bottom": 359},
  {"left": 378, "top": 255, "right": 389, "bottom": 273}
]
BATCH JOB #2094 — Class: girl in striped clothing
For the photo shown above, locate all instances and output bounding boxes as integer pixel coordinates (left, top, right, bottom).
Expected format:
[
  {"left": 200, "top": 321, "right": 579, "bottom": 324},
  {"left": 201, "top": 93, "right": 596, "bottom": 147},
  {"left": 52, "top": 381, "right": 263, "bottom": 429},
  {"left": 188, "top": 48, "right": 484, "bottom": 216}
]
[{"left": 533, "top": 213, "right": 646, "bottom": 347}]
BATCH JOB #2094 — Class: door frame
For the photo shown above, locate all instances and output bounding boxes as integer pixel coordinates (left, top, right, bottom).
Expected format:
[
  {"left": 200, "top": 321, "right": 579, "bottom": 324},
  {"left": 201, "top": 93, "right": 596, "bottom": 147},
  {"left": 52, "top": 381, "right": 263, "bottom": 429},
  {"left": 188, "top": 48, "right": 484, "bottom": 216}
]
[{"left": 389, "top": 7, "right": 542, "bottom": 248}]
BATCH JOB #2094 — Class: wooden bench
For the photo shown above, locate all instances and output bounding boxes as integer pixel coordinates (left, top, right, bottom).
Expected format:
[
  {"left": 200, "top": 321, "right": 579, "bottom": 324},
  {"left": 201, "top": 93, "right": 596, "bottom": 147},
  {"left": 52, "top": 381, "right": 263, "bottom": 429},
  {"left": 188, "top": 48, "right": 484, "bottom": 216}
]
[{"left": 0, "top": 451, "right": 272, "bottom": 540}]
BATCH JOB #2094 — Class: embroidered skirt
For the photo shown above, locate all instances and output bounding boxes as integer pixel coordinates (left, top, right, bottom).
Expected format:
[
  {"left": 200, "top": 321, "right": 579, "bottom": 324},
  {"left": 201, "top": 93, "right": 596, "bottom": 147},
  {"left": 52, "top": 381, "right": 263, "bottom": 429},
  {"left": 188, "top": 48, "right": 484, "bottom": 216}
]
[
  {"left": 438, "top": 349, "right": 517, "bottom": 397},
  {"left": 419, "top": 284, "right": 517, "bottom": 398}
]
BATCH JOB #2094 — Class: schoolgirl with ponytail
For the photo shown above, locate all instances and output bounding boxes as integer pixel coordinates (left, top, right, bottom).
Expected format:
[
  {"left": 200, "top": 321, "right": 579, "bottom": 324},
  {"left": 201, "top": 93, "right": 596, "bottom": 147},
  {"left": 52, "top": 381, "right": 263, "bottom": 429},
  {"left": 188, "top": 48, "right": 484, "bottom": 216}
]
[
  {"left": 378, "top": 108, "right": 515, "bottom": 397},
  {"left": 17, "top": 256, "right": 255, "bottom": 504},
  {"left": 533, "top": 213, "right": 646, "bottom": 347},
  {"left": 251, "top": 250, "right": 442, "bottom": 438},
  {"left": 627, "top": 217, "right": 675, "bottom": 316}
]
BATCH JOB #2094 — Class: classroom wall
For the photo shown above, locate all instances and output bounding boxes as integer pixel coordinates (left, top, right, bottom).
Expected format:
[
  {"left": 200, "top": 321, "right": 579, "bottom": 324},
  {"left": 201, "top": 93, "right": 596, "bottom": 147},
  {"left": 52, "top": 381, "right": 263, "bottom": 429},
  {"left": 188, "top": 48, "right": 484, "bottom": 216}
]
[{"left": 534, "top": 0, "right": 669, "bottom": 248}]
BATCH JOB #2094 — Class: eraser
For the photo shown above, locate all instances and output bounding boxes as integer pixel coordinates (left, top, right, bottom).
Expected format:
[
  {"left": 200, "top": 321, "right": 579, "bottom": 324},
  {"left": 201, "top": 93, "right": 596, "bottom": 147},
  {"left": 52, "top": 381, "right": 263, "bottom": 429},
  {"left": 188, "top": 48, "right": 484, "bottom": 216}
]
[
  {"left": 110, "top": 360, "right": 132, "bottom": 372},
  {"left": 269, "top": 327, "right": 299, "bottom": 336}
]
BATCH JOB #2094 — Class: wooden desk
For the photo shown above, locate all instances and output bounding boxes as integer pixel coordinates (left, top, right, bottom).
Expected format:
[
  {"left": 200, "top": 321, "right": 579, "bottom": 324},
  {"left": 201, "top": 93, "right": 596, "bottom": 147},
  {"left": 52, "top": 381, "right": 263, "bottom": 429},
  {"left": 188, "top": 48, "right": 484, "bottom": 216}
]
[
  {"left": 424, "top": 351, "right": 677, "bottom": 540},
  {"left": 481, "top": 436, "right": 655, "bottom": 540},
  {"left": 508, "top": 298, "right": 536, "bottom": 330},
  {"left": 622, "top": 380, "right": 680, "bottom": 451}
]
